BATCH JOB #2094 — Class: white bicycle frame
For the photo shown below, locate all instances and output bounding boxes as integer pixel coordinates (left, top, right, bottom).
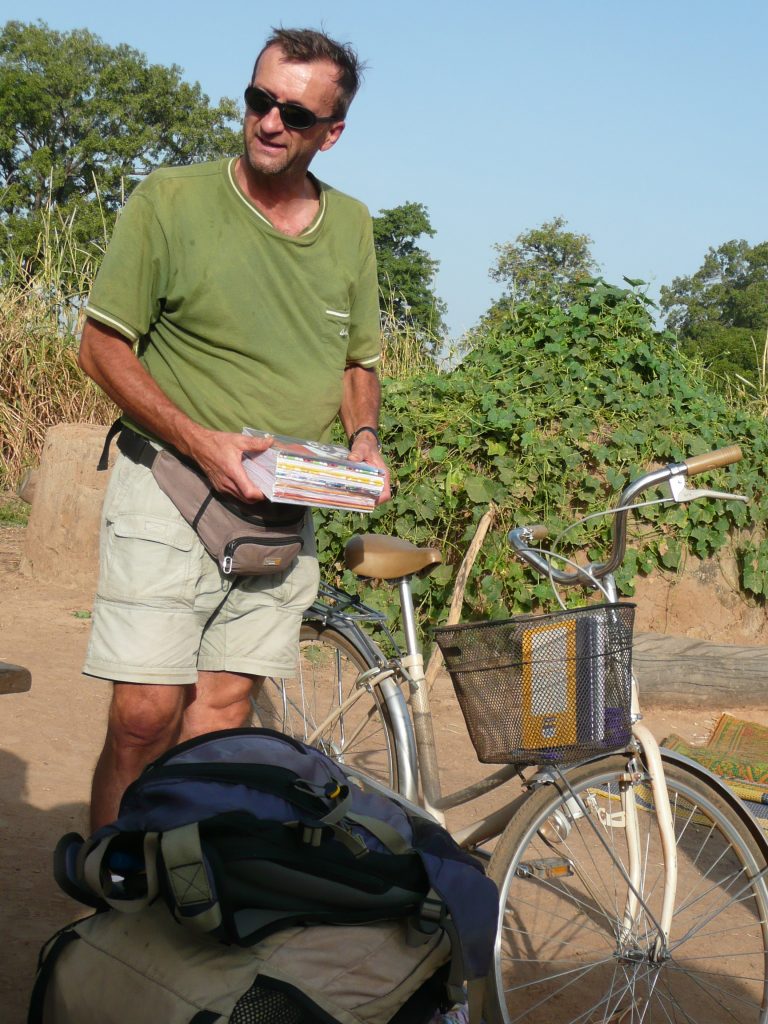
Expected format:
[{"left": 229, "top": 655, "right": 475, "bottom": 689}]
[
  {"left": 304, "top": 576, "right": 680, "bottom": 957},
  {"left": 306, "top": 445, "right": 753, "bottom": 961}
]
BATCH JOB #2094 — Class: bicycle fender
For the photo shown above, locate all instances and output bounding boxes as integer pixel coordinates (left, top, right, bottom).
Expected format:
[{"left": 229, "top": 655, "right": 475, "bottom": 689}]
[
  {"left": 307, "top": 615, "right": 385, "bottom": 669},
  {"left": 533, "top": 748, "right": 768, "bottom": 864}
]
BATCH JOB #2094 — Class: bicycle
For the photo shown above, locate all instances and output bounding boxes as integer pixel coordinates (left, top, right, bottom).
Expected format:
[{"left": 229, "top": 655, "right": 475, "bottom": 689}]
[{"left": 250, "top": 445, "right": 768, "bottom": 1023}]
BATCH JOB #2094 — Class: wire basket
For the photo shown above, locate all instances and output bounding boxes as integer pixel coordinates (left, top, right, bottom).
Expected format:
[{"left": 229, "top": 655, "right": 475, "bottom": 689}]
[{"left": 434, "top": 604, "right": 635, "bottom": 765}]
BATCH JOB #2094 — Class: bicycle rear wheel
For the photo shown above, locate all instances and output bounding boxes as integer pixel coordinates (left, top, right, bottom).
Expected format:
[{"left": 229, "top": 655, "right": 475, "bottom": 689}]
[
  {"left": 486, "top": 755, "right": 768, "bottom": 1024},
  {"left": 250, "top": 623, "right": 399, "bottom": 789}
]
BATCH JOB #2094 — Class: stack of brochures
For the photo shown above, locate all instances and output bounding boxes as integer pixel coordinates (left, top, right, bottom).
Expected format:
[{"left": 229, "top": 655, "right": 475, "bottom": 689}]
[{"left": 242, "top": 428, "right": 385, "bottom": 512}]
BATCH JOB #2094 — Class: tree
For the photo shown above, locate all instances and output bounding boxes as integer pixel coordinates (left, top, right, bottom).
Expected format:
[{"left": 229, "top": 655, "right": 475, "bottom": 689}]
[
  {"left": 489, "top": 216, "right": 600, "bottom": 311},
  {"left": 660, "top": 239, "right": 768, "bottom": 382},
  {"left": 372, "top": 201, "right": 447, "bottom": 341},
  {"left": 0, "top": 20, "right": 241, "bottom": 269}
]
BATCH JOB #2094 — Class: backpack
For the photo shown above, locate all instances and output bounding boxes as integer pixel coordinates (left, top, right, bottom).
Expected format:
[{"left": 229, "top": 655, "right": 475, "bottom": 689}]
[
  {"left": 28, "top": 900, "right": 454, "bottom": 1024},
  {"left": 54, "top": 728, "right": 497, "bottom": 1019}
]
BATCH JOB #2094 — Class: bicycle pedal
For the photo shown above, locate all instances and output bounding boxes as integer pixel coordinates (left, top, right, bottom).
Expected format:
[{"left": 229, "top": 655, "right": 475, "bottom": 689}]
[{"left": 516, "top": 856, "right": 574, "bottom": 880}]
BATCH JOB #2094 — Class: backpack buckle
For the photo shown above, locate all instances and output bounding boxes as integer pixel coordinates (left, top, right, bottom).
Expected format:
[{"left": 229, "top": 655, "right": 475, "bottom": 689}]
[{"left": 408, "top": 889, "right": 445, "bottom": 945}]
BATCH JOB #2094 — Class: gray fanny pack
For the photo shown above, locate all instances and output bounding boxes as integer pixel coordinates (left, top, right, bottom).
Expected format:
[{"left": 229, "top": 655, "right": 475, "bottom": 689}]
[{"left": 99, "top": 423, "right": 305, "bottom": 576}]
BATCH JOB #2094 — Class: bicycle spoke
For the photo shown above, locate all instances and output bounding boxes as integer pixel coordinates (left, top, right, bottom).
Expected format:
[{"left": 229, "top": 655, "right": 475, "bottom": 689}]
[{"left": 489, "top": 759, "right": 768, "bottom": 1024}]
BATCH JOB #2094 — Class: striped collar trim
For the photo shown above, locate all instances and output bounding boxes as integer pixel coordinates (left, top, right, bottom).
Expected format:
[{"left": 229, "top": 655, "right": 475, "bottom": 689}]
[{"left": 226, "top": 157, "right": 326, "bottom": 236}]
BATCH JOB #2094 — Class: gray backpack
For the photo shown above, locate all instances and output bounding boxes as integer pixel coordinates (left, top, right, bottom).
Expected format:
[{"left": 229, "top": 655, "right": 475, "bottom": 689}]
[{"left": 29, "top": 900, "right": 453, "bottom": 1024}]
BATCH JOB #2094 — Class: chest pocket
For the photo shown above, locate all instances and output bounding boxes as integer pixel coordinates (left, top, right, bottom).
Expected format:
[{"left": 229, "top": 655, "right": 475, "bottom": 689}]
[{"left": 324, "top": 306, "right": 350, "bottom": 341}]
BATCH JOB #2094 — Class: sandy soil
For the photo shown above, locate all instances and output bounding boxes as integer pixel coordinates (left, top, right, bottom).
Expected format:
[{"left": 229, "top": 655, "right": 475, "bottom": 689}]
[{"left": 1, "top": 521, "right": 767, "bottom": 1022}]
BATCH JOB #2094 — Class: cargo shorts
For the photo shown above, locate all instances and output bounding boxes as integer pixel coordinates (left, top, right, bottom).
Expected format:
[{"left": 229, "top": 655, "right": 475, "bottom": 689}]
[{"left": 83, "top": 453, "right": 320, "bottom": 685}]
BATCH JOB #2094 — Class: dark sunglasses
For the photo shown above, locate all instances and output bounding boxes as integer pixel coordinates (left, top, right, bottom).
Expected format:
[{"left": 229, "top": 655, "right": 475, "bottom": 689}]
[{"left": 244, "top": 86, "right": 337, "bottom": 131}]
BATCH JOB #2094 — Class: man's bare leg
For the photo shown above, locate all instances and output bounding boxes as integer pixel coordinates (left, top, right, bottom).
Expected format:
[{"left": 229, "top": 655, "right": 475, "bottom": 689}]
[
  {"left": 90, "top": 682, "right": 186, "bottom": 831},
  {"left": 90, "top": 672, "right": 261, "bottom": 831},
  {"left": 179, "top": 670, "right": 260, "bottom": 741}
]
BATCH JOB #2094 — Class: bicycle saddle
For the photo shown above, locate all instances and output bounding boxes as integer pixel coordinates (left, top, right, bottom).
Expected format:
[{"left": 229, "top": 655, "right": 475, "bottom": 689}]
[{"left": 344, "top": 534, "right": 442, "bottom": 580}]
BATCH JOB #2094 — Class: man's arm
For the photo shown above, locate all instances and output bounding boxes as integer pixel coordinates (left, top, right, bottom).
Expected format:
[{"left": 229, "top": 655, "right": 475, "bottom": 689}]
[
  {"left": 78, "top": 318, "right": 272, "bottom": 501},
  {"left": 340, "top": 364, "right": 391, "bottom": 505}
]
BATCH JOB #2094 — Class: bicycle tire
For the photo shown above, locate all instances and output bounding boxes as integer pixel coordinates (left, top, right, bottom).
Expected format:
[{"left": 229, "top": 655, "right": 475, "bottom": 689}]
[
  {"left": 250, "top": 623, "right": 399, "bottom": 789},
  {"left": 486, "top": 754, "right": 768, "bottom": 1024}
]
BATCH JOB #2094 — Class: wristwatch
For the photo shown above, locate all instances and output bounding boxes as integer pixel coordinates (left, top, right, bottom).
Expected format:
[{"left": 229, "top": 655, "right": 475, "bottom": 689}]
[{"left": 348, "top": 426, "right": 381, "bottom": 450}]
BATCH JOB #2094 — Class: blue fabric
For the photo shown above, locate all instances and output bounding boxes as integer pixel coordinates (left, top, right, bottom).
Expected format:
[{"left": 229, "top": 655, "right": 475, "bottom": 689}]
[{"left": 75, "top": 728, "right": 498, "bottom": 980}]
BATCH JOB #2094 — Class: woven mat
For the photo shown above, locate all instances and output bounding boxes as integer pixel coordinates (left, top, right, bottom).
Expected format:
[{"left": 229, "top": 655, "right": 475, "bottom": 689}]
[{"left": 663, "top": 714, "right": 768, "bottom": 829}]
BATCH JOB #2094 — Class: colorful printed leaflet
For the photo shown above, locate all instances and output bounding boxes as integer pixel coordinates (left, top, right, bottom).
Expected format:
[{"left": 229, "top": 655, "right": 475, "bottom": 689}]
[{"left": 242, "top": 429, "right": 385, "bottom": 512}]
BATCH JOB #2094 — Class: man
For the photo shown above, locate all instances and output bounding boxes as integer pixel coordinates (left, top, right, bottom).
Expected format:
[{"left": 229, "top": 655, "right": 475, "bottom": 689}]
[{"left": 78, "top": 28, "right": 389, "bottom": 829}]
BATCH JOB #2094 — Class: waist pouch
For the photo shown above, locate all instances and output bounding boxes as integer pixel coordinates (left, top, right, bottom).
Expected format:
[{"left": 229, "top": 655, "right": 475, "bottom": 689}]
[{"left": 99, "top": 423, "right": 305, "bottom": 577}]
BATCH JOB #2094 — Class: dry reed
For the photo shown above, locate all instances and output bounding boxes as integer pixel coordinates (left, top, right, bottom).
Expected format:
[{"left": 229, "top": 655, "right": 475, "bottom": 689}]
[
  {"left": 378, "top": 282, "right": 442, "bottom": 378},
  {"left": 0, "top": 209, "right": 114, "bottom": 491}
]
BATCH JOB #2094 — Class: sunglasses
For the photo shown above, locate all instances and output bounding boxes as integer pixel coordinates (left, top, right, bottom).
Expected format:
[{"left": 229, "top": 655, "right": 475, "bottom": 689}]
[{"left": 244, "top": 86, "right": 338, "bottom": 131}]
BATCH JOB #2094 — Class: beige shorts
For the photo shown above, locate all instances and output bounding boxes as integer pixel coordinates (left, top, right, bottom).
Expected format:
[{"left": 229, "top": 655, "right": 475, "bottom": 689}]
[{"left": 83, "top": 454, "right": 320, "bottom": 685}]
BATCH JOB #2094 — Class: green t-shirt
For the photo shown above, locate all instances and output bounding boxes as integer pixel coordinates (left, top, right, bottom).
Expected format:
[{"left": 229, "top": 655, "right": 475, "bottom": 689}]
[{"left": 86, "top": 158, "right": 380, "bottom": 441}]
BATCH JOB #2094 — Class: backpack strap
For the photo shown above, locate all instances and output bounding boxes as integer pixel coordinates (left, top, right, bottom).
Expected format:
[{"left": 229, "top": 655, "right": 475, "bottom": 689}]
[
  {"left": 409, "top": 890, "right": 465, "bottom": 999},
  {"left": 160, "top": 823, "right": 224, "bottom": 934},
  {"left": 343, "top": 811, "right": 412, "bottom": 855},
  {"left": 27, "top": 926, "right": 81, "bottom": 1024},
  {"left": 408, "top": 889, "right": 486, "bottom": 1023},
  {"left": 466, "top": 978, "right": 486, "bottom": 1024},
  {"left": 80, "top": 832, "right": 161, "bottom": 913},
  {"left": 345, "top": 812, "right": 476, "bottom": 1011},
  {"left": 292, "top": 778, "right": 353, "bottom": 827},
  {"left": 53, "top": 832, "right": 106, "bottom": 909}
]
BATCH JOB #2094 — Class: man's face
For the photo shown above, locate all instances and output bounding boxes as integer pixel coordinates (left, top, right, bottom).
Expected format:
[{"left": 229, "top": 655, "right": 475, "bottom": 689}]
[{"left": 243, "top": 45, "right": 346, "bottom": 180}]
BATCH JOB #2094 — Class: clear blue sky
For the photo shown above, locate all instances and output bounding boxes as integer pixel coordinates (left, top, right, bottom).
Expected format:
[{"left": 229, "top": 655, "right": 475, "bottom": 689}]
[{"left": 5, "top": 0, "right": 767, "bottom": 337}]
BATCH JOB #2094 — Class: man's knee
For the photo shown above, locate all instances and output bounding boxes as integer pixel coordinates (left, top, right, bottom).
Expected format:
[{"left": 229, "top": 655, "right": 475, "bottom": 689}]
[{"left": 108, "top": 682, "right": 186, "bottom": 749}]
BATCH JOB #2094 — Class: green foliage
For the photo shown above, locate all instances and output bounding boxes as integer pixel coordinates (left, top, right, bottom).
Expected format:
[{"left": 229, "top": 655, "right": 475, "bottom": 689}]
[
  {"left": 679, "top": 323, "right": 761, "bottom": 383},
  {"left": 0, "top": 495, "right": 28, "bottom": 525},
  {"left": 488, "top": 216, "right": 600, "bottom": 316},
  {"left": 313, "top": 280, "right": 768, "bottom": 633},
  {"left": 0, "top": 20, "right": 240, "bottom": 276},
  {"left": 372, "top": 202, "right": 447, "bottom": 343},
  {"left": 660, "top": 239, "right": 768, "bottom": 385}
]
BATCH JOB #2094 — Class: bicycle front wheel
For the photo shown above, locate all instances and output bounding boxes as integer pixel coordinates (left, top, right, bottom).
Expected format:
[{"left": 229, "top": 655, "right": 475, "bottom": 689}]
[
  {"left": 487, "top": 755, "right": 768, "bottom": 1024},
  {"left": 250, "top": 623, "right": 399, "bottom": 789}
]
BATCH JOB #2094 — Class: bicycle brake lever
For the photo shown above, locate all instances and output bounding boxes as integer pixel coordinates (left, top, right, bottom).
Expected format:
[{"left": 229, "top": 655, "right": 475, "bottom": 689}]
[{"left": 666, "top": 474, "right": 748, "bottom": 504}]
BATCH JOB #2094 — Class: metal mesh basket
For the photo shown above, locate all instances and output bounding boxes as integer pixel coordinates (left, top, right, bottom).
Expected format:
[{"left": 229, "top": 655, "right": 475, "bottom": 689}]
[{"left": 434, "top": 603, "right": 635, "bottom": 764}]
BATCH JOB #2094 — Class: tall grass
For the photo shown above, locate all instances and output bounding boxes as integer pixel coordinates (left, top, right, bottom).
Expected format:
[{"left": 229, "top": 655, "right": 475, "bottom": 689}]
[
  {"left": 378, "top": 283, "right": 442, "bottom": 378},
  {"left": 0, "top": 208, "right": 115, "bottom": 491},
  {"left": 726, "top": 330, "right": 768, "bottom": 418}
]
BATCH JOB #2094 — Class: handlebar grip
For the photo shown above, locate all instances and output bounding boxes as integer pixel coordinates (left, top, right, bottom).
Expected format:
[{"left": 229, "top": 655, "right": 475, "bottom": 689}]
[
  {"left": 684, "top": 445, "right": 742, "bottom": 476},
  {"left": 527, "top": 525, "right": 549, "bottom": 541}
]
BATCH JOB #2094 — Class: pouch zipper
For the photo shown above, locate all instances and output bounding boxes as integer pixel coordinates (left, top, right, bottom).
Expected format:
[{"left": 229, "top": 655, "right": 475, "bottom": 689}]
[{"left": 222, "top": 535, "right": 303, "bottom": 575}]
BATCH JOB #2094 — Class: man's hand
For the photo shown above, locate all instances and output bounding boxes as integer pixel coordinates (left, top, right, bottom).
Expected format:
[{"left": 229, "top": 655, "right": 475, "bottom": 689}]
[
  {"left": 186, "top": 428, "right": 275, "bottom": 503},
  {"left": 348, "top": 432, "right": 391, "bottom": 506},
  {"left": 78, "top": 320, "right": 275, "bottom": 504},
  {"left": 341, "top": 365, "right": 391, "bottom": 506}
]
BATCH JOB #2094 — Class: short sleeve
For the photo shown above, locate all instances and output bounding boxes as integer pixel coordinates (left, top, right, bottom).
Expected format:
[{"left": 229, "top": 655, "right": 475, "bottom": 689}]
[
  {"left": 85, "top": 184, "right": 170, "bottom": 344},
  {"left": 345, "top": 214, "right": 381, "bottom": 369}
]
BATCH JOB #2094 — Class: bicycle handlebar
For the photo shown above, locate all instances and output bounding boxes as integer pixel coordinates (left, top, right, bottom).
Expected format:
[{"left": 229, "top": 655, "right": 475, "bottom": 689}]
[
  {"left": 509, "top": 445, "right": 742, "bottom": 589},
  {"left": 684, "top": 445, "right": 742, "bottom": 475}
]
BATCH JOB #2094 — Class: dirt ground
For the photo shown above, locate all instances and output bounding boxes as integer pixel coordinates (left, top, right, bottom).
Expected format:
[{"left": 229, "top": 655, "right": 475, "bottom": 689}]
[{"left": 1, "top": 521, "right": 767, "bottom": 1022}]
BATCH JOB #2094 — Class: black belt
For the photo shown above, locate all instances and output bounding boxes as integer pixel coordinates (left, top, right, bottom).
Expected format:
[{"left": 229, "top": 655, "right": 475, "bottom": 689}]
[{"left": 98, "top": 420, "right": 174, "bottom": 473}]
